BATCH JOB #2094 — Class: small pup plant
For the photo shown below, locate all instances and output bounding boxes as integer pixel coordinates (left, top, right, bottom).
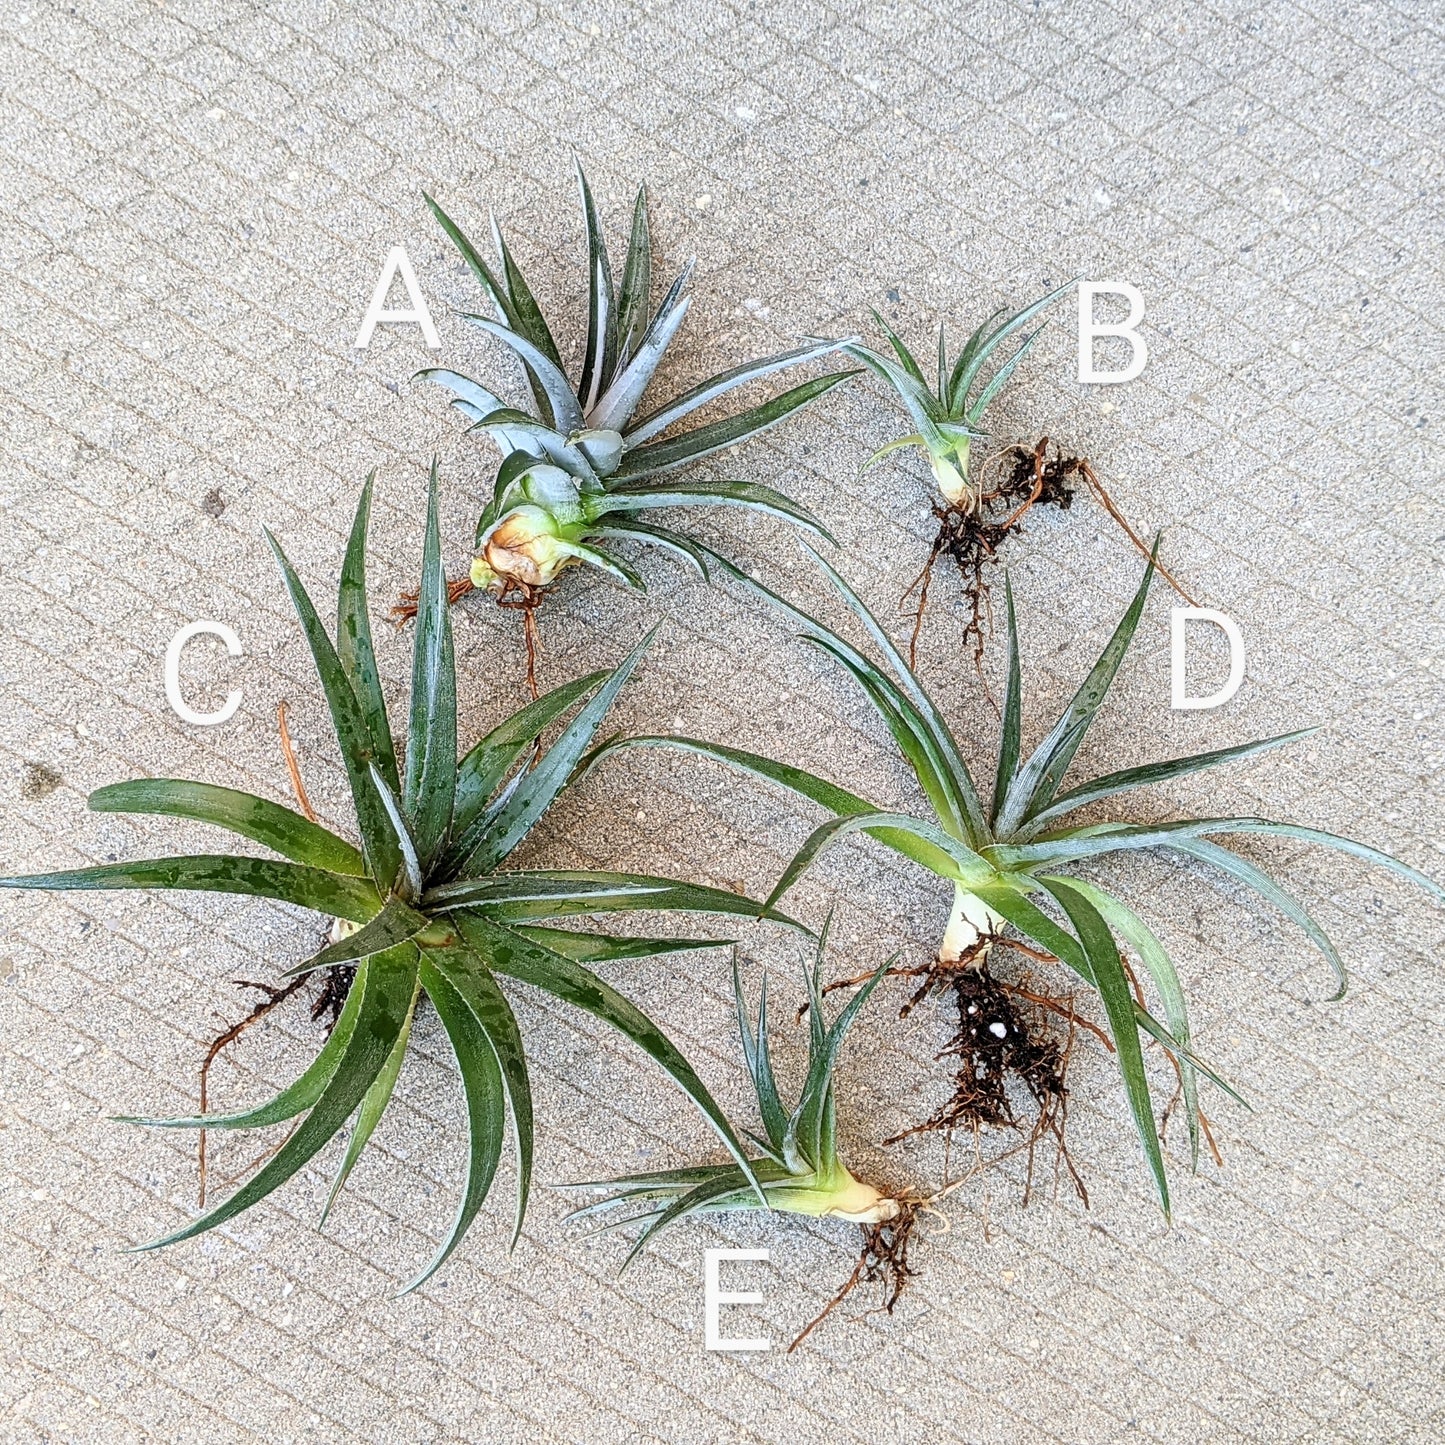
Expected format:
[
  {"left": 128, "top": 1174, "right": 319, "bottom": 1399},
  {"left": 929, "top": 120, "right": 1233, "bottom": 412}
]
[
  {"left": 848, "top": 291, "right": 1192, "bottom": 662},
  {"left": 590, "top": 544, "right": 1443, "bottom": 1212},
  {"left": 0, "top": 471, "right": 803, "bottom": 1288},
  {"left": 415, "top": 161, "right": 856, "bottom": 682},
  {"left": 568, "top": 930, "right": 920, "bottom": 1351}
]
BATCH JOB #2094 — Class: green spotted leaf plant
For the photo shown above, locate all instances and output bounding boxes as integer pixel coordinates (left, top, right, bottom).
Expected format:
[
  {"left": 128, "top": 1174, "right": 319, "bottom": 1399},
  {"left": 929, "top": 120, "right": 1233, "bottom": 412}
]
[{"left": 0, "top": 470, "right": 804, "bottom": 1289}]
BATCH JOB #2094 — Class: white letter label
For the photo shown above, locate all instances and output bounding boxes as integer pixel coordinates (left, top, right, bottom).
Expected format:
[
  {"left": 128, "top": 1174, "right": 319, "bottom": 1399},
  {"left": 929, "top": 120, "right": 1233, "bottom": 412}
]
[
  {"left": 1171, "top": 608, "right": 1245, "bottom": 710},
  {"left": 1078, "top": 281, "right": 1147, "bottom": 383},
  {"left": 354, "top": 246, "right": 441, "bottom": 349},
  {"left": 165, "top": 621, "right": 244, "bottom": 726},
  {"left": 703, "top": 1248, "right": 771, "bottom": 1351}
]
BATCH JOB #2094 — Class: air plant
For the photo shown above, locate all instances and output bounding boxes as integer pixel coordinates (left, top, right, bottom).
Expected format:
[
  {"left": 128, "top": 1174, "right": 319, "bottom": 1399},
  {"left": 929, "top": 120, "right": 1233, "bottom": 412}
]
[
  {"left": 588, "top": 544, "right": 1443, "bottom": 1213},
  {"left": 415, "top": 162, "right": 856, "bottom": 635},
  {"left": 567, "top": 932, "right": 919, "bottom": 1349},
  {"left": 847, "top": 289, "right": 1191, "bottom": 660},
  {"left": 0, "top": 471, "right": 802, "bottom": 1288}
]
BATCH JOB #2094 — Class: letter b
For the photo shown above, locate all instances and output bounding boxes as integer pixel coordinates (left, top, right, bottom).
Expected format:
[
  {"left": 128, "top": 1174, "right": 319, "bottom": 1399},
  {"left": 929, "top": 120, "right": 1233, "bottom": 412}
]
[{"left": 1078, "top": 281, "right": 1147, "bottom": 383}]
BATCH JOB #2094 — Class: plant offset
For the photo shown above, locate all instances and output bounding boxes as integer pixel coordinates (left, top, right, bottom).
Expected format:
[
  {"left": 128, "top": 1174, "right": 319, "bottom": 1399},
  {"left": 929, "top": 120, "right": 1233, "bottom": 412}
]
[
  {"left": 417, "top": 162, "right": 855, "bottom": 649},
  {"left": 0, "top": 473, "right": 802, "bottom": 1287},
  {"left": 851, "top": 294, "right": 1192, "bottom": 660}
]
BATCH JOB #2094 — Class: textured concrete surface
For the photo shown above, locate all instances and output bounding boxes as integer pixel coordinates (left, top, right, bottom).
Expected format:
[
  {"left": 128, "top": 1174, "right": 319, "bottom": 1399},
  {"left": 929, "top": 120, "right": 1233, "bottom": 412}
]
[{"left": 1, "top": 1, "right": 1442, "bottom": 1441}]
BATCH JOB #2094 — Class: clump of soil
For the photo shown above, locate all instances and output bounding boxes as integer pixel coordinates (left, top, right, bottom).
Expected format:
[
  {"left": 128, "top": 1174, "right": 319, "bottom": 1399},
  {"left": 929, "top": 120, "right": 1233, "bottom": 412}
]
[
  {"left": 20, "top": 761, "right": 63, "bottom": 800},
  {"left": 906, "top": 438, "right": 1194, "bottom": 669},
  {"left": 820, "top": 940, "right": 1093, "bottom": 1205}
]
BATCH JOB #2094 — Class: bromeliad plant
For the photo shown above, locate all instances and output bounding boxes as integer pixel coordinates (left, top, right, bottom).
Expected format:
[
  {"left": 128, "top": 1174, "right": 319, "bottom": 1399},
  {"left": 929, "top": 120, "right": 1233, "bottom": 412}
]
[
  {"left": 0, "top": 471, "right": 799, "bottom": 1288},
  {"left": 848, "top": 285, "right": 1072, "bottom": 514},
  {"left": 417, "top": 162, "right": 856, "bottom": 620},
  {"left": 588, "top": 544, "right": 1444, "bottom": 1214},
  {"left": 568, "top": 936, "right": 901, "bottom": 1250},
  {"left": 847, "top": 288, "right": 1190, "bottom": 661},
  {"left": 568, "top": 932, "right": 920, "bottom": 1349}
]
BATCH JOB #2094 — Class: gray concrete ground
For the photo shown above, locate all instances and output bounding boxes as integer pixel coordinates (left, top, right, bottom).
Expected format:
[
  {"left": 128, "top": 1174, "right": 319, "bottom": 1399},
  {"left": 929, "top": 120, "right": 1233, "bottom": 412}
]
[{"left": 1, "top": 1, "right": 1442, "bottom": 1441}]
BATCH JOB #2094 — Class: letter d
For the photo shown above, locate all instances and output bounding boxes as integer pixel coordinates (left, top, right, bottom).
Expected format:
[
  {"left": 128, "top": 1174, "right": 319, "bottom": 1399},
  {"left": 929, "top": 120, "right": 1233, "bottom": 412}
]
[{"left": 1171, "top": 608, "right": 1245, "bottom": 710}]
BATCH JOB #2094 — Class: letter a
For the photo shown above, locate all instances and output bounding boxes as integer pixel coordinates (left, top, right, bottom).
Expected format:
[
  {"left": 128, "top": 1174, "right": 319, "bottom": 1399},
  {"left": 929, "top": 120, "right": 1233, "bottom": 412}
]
[{"left": 355, "top": 246, "right": 441, "bottom": 349}]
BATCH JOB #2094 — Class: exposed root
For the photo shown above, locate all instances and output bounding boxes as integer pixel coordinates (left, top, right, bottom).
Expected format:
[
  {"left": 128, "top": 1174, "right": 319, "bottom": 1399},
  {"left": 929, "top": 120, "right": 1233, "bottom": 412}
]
[
  {"left": 904, "top": 438, "right": 1195, "bottom": 669},
  {"left": 195, "top": 962, "right": 355, "bottom": 1206},
  {"left": 391, "top": 574, "right": 476, "bottom": 623},
  {"left": 788, "top": 1202, "right": 920, "bottom": 1353},
  {"left": 494, "top": 580, "right": 544, "bottom": 699}
]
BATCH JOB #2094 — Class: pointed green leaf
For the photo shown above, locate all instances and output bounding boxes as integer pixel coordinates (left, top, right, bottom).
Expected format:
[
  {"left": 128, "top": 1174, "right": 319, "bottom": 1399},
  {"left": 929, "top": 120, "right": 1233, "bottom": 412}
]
[
  {"left": 455, "top": 911, "right": 763, "bottom": 1200},
  {"left": 991, "top": 576, "right": 1023, "bottom": 827},
  {"left": 592, "top": 478, "right": 834, "bottom": 543},
  {"left": 463, "top": 316, "right": 584, "bottom": 434},
  {"left": 614, "top": 184, "right": 652, "bottom": 366},
  {"left": 590, "top": 276, "right": 691, "bottom": 434},
  {"left": 586, "top": 518, "right": 712, "bottom": 580},
  {"left": 426, "top": 870, "right": 804, "bottom": 932},
  {"left": 764, "top": 810, "right": 989, "bottom": 915},
  {"left": 282, "top": 894, "right": 430, "bottom": 979},
  {"left": 801, "top": 544, "right": 991, "bottom": 844},
  {"left": 399, "top": 957, "right": 505, "bottom": 1290},
  {"left": 265, "top": 527, "right": 401, "bottom": 888},
  {"left": 0, "top": 855, "right": 380, "bottom": 924},
  {"left": 575, "top": 160, "right": 616, "bottom": 406},
  {"left": 122, "top": 950, "right": 371, "bottom": 1130},
  {"left": 579, "top": 733, "right": 963, "bottom": 879},
  {"left": 320, "top": 971, "right": 421, "bottom": 1224},
  {"left": 1019, "top": 730, "right": 1318, "bottom": 837},
  {"left": 509, "top": 925, "right": 722, "bottom": 962},
  {"left": 735, "top": 959, "right": 788, "bottom": 1156},
  {"left": 964, "top": 325, "right": 1044, "bottom": 426},
  {"left": 996, "top": 548, "right": 1157, "bottom": 836},
  {"left": 452, "top": 672, "right": 608, "bottom": 838},
  {"left": 611, "top": 372, "right": 857, "bottom": 481},
  {"left": 843, "top": 344, "right": 948, "bottom": 452},
  {"left": 423, "top": 193, "right": 556, "bottom": 428},
  {"left": 623, "top": 338, "right": 849, "bottom": 448},
  {"left": 492, "top": 222, "right": 565, "bottom": 374},
  {"left": 1040, "top": 877, "right": 1169, "bottom": 1217},
  {"left": 337, "top": 472, "right": 399, "bottom": 794},
  {"left": 88, "top": 780, "right": 365, "bottom": 877},
  {"left": 368, "top": 764, "right": 423, "bottom": 902},
  {"left": 425, "top": 945, "right": 535, "bottom": 1249},
  {"left": 455, "top": 628, "right": 657, "bottom": 874},
  {"left": 134, "top": 943, "right": 420, "bottom": 1250},
  {"left": 952, "top": 280, "right": 1073, "bottom": 416},
  {"left": 401, "top": 463, "right": 457, "bottom": 868},
  {"left": 1056, "top": 879, "right": 1201, "bottom": 1166}
]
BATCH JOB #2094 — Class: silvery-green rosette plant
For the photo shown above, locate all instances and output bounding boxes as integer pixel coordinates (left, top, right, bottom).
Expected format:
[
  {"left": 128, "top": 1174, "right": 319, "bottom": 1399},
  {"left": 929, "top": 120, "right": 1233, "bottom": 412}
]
[
  {"left": 0, "top": 472, "right": 800, "bottom": 1289},
  {"left": 419, "top": 161, "right": 856, "bottom": 602},
  {"left": 588, "top": 544, "right": 1443, "bottom": 1214},
  {"left": 567, "top": 933, "right": 902, "bottom": 1258},
  {"left": 847, "top": 284, "right": 1071, "bottom": 512}
]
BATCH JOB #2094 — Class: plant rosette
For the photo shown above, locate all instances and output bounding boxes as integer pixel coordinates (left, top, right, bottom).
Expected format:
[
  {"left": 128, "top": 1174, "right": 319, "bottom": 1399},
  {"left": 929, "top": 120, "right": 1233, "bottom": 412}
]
[
  {"left": 417, "top": 160, "right": 858, "bottom": 614},
  {"left": 0, "top": 469, "right": 807, "bottom": 1289},
  {"left": 589, "top": 542, "right": 1444, "bottom": 1215}
]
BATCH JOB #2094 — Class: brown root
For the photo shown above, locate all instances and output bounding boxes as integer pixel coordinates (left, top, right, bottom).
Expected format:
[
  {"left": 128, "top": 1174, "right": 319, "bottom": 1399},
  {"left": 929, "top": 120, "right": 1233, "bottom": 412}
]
[
  {"left": 195, "top": 962, "right": 356, "bottom": 1206},
  {"left": 787, "top": 1202, "right": 920, "bottom": 1353},
  {"left": 494, "top": 580, "right": 544, "bottom": 699},
  {"left": 904, "top": 437, "right": 1195, "bottom": 669},
  {"left": 391, "top": 574, "right": 477, "bottom": 624}
]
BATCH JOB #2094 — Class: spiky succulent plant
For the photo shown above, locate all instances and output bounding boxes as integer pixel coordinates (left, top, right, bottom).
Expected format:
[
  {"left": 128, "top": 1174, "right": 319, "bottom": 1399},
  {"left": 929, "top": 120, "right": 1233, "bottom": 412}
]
[
  {"left": 589, "top": 545, "right": 1443, "bottom": 1213},
  {"left": 0, "top": 471, "right": 801, "bottom": 1288},
  {"left": 847, "top": 283, "right": 1071, "bottom": 511},
  {"left": 567, "top": 930, "right": 900, "bottom": 1259},
  {"left": 419, "top": 162, "right": 856, "bottom": 601}
]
